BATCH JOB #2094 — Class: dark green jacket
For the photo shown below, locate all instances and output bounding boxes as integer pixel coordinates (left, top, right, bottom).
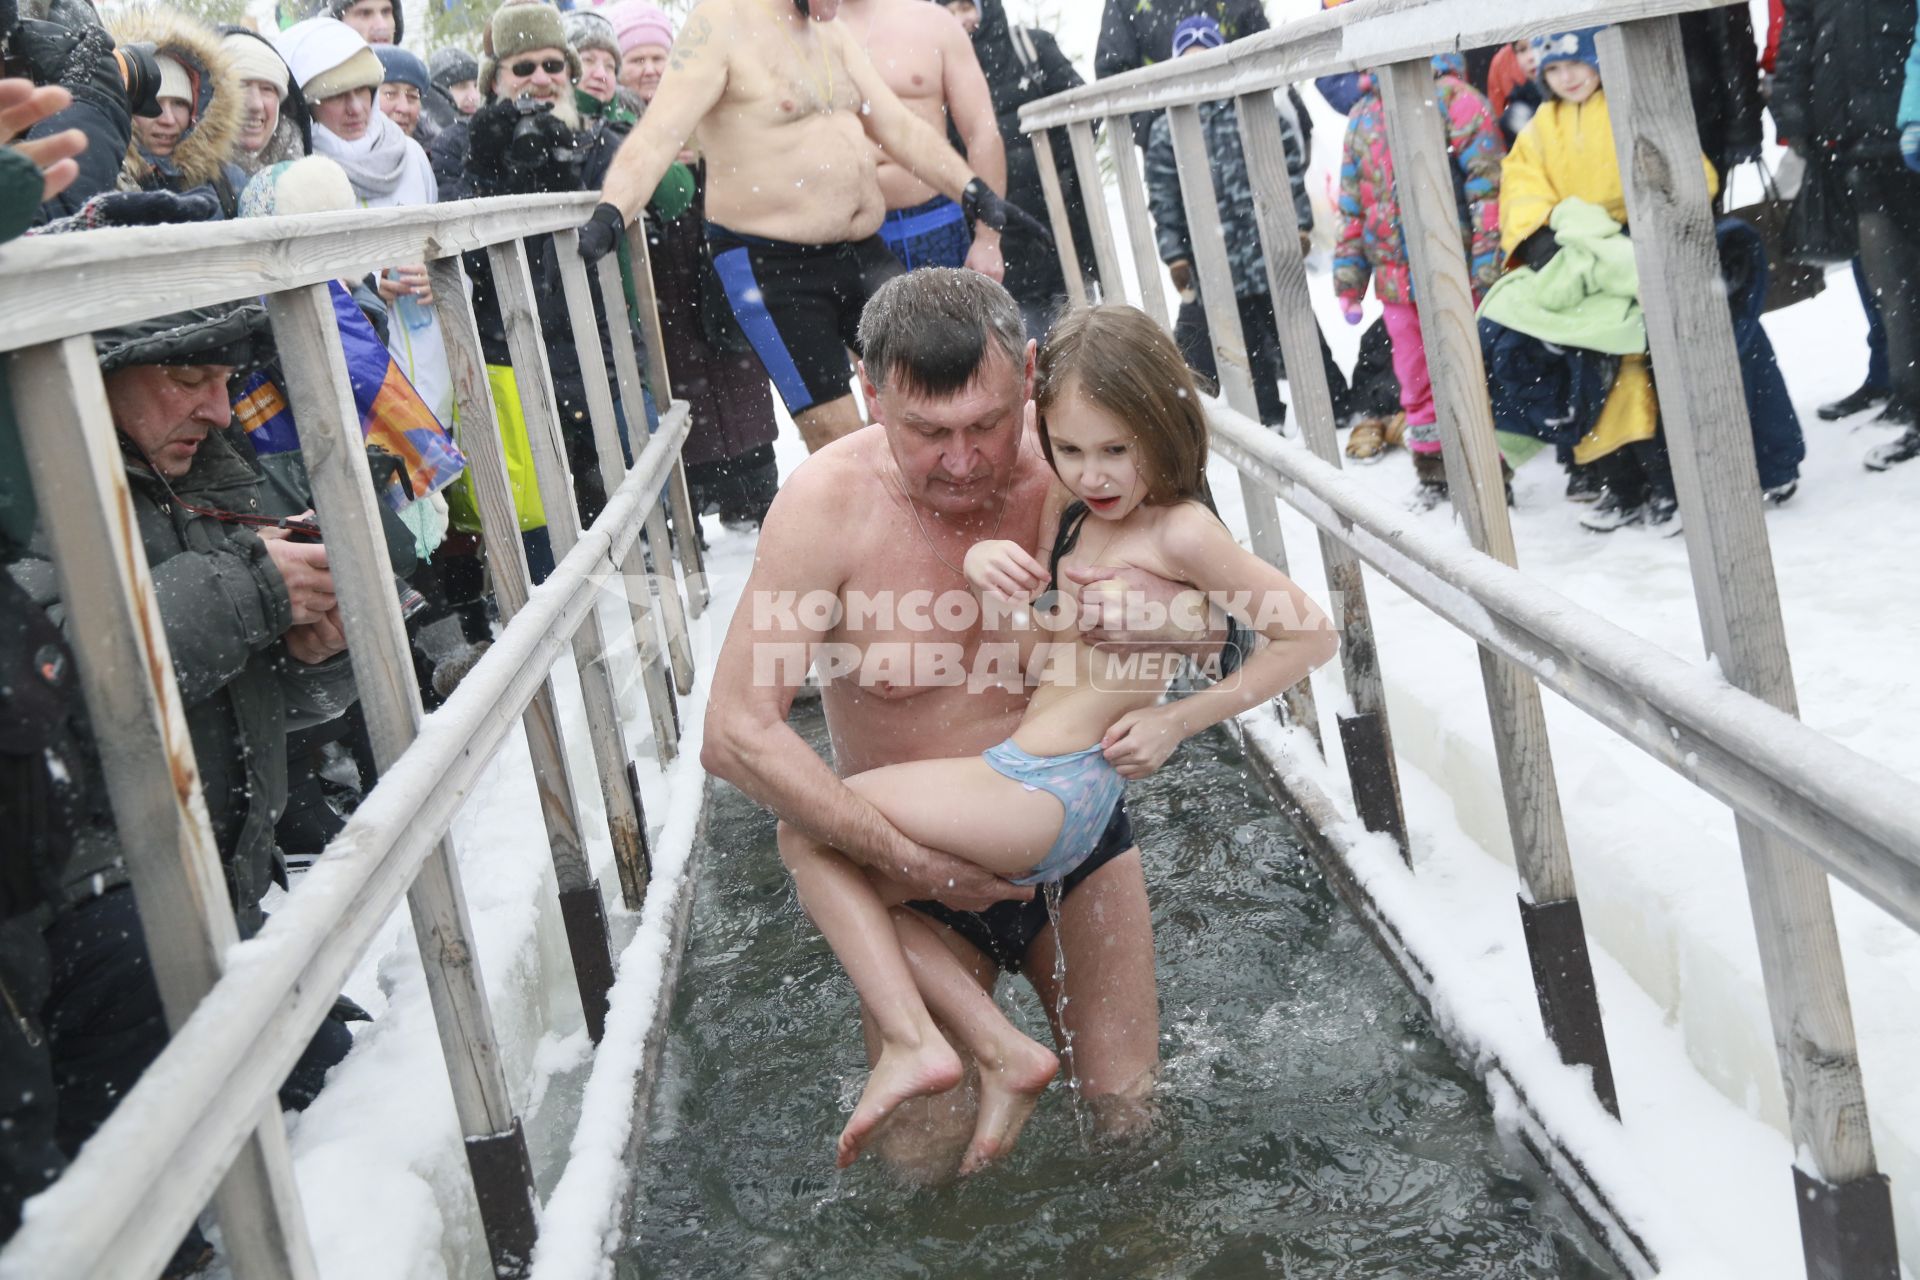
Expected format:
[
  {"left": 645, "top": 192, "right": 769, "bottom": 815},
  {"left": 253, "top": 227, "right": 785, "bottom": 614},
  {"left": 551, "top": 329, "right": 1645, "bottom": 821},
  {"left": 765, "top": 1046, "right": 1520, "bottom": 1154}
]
[{"left": 9, "top": 425, "right": 359, "bottom": 931}]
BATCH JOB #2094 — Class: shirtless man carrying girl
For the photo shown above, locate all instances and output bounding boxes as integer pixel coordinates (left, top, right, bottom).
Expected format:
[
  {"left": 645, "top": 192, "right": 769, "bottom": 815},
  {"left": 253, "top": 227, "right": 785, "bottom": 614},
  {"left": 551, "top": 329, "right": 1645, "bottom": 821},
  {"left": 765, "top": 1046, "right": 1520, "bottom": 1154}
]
[{"left": 777, "top": 303, "right": 1340, "bottom": 1172}]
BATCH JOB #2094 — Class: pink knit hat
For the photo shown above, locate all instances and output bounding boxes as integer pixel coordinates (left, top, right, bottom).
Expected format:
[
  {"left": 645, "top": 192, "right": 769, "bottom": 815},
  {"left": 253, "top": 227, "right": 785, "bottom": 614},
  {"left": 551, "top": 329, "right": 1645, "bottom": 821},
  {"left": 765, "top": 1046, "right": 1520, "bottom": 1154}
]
[{"left": 606, "top": 1, "right": 674, "bottom": 55}]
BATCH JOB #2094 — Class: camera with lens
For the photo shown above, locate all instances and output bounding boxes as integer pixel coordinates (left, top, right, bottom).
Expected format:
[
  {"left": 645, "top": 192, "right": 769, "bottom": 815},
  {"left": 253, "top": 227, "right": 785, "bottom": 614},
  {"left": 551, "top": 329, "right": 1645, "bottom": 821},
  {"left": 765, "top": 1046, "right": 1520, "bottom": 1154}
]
[
  {"left": 505, "top": 95, "right": 580, "bottom": 183},
  {"left": 0, "top": 0, "right": 164, "bottom": 117}
]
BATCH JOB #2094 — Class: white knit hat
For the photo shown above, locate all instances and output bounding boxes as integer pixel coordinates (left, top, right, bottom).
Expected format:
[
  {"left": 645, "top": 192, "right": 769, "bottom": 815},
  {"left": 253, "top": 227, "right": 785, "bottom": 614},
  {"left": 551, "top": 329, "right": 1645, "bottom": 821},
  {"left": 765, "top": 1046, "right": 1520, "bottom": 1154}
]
[
  {"left": 223, "top": 33, "right": 291, "bottom": 98},
  {"left": 275, "top": 17, "right": 384, "bottom": 104}
]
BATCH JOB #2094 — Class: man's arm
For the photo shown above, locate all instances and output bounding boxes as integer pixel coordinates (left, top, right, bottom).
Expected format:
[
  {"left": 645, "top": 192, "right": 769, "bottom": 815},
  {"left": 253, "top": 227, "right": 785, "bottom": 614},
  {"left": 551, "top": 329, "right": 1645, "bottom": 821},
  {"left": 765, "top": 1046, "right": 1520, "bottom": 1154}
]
[
  {"left": 699, "top": 462, "right": 1025, "bottom": 912},
  {"left": 934, "top": 7, "right": 1006, "bottom": 279},
  {"left": 597, "top": 1, "right": 730, "bottom": 219}
]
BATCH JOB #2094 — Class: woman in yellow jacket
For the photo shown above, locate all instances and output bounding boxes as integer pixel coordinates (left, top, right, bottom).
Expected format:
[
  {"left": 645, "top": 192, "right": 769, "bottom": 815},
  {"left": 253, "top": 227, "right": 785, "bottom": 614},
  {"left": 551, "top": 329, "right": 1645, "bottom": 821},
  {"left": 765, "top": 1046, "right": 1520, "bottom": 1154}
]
[{"left": 1501, "top": 28, "right": 1718, "bottom": 531}]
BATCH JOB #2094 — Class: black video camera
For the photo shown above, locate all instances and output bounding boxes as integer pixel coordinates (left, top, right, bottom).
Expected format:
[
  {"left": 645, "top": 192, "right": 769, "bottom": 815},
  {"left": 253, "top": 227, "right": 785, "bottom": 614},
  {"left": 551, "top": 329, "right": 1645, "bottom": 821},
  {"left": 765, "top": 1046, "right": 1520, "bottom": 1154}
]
[
  {"left": 504, "top": 95, "right": 580, "bottom": 180},
  {"left": 0, "top": 0, "right": 164, "bottom": 117}
]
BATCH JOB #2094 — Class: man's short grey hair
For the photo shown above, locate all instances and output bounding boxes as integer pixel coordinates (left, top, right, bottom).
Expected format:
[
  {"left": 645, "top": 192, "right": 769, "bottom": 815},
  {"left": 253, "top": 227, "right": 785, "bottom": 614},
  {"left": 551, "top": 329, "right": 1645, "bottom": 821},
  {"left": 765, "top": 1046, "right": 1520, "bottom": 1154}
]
[{"left": 856, "top": 268, "right": 1026, "bottom": 400}]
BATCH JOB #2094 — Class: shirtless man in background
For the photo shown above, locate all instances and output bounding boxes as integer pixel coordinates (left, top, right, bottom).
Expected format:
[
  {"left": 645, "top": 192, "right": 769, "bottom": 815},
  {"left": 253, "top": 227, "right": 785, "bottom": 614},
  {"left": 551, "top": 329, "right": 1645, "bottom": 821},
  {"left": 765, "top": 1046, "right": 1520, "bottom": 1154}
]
[
  {"left": 579, "top": 0, "right": 1046, "bottom": 454},
  {"left": 841, "top": 0, "right": 1006, "bottom": 279}
]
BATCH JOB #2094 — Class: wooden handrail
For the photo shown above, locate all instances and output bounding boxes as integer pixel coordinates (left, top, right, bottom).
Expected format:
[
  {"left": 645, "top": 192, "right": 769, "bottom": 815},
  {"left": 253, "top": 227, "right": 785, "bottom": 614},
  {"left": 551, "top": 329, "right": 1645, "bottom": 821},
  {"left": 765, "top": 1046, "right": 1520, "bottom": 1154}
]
[{"left": 1015, "top": 0, "right": 1742, "bottom": 131}]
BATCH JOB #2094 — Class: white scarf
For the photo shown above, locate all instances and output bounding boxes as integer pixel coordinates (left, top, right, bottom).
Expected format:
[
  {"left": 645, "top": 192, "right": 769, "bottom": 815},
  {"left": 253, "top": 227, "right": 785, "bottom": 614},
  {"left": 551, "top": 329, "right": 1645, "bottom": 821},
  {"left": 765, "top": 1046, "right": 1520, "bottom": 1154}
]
[{"left": 313, "top": 111, "right": 423, "bottom": 205}]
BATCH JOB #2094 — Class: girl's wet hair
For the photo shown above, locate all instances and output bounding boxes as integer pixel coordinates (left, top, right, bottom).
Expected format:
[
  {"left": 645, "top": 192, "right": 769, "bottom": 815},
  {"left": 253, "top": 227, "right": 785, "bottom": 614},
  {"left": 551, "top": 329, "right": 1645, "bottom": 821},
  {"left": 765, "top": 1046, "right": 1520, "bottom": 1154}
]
[{"left": 1034, "top": 304, "right": 1210, "bottom": 505}]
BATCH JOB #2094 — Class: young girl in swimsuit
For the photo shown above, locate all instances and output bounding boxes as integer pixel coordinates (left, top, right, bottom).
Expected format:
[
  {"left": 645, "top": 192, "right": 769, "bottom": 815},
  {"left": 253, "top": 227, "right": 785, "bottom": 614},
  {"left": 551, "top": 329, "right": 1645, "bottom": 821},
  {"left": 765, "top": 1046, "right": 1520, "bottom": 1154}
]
[{"left": 778, "top": 305, "right": 1340, "bottom": 1173}]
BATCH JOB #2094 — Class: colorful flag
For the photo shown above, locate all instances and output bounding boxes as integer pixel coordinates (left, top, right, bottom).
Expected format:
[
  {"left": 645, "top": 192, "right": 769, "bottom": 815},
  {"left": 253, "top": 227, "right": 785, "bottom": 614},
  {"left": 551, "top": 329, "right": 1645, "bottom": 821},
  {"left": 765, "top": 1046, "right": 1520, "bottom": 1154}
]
[{"left": 233, "top": 281, "right": 468, "bottom": 512}]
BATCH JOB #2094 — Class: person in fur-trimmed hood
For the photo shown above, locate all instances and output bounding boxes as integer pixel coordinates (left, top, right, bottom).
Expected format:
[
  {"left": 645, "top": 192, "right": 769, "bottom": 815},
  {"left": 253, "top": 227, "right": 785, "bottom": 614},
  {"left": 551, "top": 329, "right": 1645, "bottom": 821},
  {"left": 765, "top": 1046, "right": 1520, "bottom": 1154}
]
[{"left": 109, "top": 6, "right": 249, "bottom": 215}]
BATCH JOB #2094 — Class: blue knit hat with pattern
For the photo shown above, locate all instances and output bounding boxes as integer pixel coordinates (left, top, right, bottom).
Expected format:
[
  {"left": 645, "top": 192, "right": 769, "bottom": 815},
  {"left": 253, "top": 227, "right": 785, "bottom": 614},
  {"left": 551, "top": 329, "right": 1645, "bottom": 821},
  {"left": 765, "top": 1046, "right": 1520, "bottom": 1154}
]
[
  {"left": 1531, "top": 27, "right": 1603, "bottom": 77},
  {"left": 1172, "top": 15, "right": 1225, "bottom": 58}
]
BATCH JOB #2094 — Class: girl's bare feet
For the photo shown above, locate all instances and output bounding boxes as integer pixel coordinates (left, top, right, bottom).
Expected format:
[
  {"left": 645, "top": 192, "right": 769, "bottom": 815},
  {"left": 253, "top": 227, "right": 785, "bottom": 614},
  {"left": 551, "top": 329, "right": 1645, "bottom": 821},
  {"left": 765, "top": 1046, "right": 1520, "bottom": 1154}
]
[
  {"left": 837, "top": 1035, "right": 965, "bottom": 1168},
  {"left": 958, "top": 1034, "right": 1059, "bottom": 1176}
]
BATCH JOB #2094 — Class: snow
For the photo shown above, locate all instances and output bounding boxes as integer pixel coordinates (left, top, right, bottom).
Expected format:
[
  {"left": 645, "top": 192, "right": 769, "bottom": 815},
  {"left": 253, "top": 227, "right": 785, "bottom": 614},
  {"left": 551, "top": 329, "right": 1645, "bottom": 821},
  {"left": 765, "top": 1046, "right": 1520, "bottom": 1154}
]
[{"left": 1196, "top": 64, "right": 1920, "bottom": 1275}]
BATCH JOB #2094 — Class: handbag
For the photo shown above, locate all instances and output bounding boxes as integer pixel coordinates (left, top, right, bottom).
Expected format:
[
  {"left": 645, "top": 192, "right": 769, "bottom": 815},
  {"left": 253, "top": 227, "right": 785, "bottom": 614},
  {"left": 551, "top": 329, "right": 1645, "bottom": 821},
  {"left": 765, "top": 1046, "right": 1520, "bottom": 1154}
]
[
  {"left": 442, "top": 365, "right": 549, "bottom": 535},
  {"left": 1726, "top": 161, "right": 1828, "bottom": 313},
  {"left": 1784, "top": 148, "right": 1857, "bottom": 265}
]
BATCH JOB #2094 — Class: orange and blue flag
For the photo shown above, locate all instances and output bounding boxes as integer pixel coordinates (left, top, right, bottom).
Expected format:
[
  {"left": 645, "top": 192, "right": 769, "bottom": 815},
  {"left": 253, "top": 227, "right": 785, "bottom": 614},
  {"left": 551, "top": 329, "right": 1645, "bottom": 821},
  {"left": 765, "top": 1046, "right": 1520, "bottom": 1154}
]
[{"left": 233, "top": 281, "right": 467, "bottom": 511}]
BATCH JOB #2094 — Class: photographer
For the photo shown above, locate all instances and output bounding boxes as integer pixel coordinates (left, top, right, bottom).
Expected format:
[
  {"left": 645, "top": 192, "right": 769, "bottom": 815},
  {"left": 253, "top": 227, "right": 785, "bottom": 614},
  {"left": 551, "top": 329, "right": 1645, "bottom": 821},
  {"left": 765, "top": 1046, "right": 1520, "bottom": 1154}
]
[
  {"left": 3, "top": 0, "right": 145, "bottom": 220},
  {"left": 447, "top": 0, "right": 653, "bottom": 552},
  {"left": 5, "top": 301, "right": 361, "bottom": 1271}
]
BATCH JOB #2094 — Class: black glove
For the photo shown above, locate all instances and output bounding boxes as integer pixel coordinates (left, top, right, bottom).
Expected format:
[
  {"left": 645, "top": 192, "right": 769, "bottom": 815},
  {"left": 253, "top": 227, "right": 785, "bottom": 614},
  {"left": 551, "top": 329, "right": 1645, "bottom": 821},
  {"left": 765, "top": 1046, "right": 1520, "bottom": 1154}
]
[
  {"left": 84, "top": 187, "right": 221, "bottom": 227},
  {"left": 1515, "top": 227, "right": 1560, "bottom": 272},
  {"left": 7, "top": 17, "right": 129, "bottom": 116},
  {"left": 577, "top": 201, "right": 625, "bottom": 265},
  {"left": 466, "top": 97, "right": 579, "bottom": 196},
  {"left": 961, "top": 177, "right": 1053, "bottom": 248}
]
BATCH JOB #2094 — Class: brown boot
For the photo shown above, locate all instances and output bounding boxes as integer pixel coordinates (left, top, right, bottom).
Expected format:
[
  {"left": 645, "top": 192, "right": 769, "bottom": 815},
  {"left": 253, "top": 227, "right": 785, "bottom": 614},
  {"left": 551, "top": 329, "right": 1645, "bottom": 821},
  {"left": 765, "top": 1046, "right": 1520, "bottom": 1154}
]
[{"left": 1344, "top": 412, "right": 1406, "bottom": 462}]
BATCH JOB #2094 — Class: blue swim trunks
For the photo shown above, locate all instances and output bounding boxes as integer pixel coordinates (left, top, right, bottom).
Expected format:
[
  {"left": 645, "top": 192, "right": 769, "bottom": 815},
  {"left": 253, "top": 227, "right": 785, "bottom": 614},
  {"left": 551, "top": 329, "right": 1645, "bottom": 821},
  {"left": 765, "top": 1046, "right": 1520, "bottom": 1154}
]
[
  {"left": 982, "top": 738, "right": 1127, "bottom": 886},
  {"left": 877, "top": 194, "right": 972, "bottom": 270}
]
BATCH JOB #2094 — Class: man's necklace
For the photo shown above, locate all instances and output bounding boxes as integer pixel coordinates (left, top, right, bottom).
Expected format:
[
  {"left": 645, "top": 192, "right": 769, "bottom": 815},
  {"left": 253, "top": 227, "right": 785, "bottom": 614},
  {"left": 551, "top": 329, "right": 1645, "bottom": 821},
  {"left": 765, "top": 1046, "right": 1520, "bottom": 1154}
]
[
  {"left": 752, "top": 0, "right": 836, "bottom": 108},
  {"left": 896, "top": 470, "right": 1009, "bottom": 576}
]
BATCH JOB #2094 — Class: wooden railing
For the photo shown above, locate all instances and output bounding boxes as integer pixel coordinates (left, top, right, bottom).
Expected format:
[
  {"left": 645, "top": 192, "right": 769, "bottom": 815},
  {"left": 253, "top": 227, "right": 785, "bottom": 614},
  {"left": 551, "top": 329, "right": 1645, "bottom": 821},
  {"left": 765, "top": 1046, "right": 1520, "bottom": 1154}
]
[
  {"left": 0, "top": 192, "right": 705, "bottom": 1279},
  {"left": 1020, "top": 2, "right": 1912, "bottom": 1277}
]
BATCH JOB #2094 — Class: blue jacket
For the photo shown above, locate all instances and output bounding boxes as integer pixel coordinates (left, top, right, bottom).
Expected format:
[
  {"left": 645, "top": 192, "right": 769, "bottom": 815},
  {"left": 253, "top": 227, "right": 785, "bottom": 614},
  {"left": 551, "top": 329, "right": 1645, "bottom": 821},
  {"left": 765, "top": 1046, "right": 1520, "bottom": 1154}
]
[
  {"left": 1717, "top": 218, "right": 1805, "bottom": 490},
  {"left": 1480, "top": 319, "right": 1619, "bottom": 448}
]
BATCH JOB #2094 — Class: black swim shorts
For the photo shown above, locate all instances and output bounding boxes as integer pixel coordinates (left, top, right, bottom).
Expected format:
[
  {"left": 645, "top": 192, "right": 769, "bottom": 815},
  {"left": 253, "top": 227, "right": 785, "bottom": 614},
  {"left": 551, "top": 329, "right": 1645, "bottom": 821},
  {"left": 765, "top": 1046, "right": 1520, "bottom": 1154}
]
[
  {"left": 705, "top": 221, "right": 905, "bottom": 416},
  {"left": 907, "top": 801, "right": 1135, "bottom": 975},
  {"left": 876, "top": 194, "right": 971, "bottom": 271}
]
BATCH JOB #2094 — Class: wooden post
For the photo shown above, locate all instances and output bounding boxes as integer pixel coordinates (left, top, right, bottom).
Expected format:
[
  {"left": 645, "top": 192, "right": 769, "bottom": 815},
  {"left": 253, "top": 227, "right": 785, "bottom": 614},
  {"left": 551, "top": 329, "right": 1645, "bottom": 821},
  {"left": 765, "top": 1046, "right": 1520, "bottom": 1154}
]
[
  {"left": 1106, "top": 113, "right": 1170, "bottom": 327},
  {"left": 1233, "top": 94, "right": 1409, "bottom": 852},
  {"left": 1377, "top": 62, "right": 1617, "bottom": 1113},
  {"left": 593, "top": 251, "right": 682, "bottom": 764},
  {"left": 266, "top": 282, "right": 541, "bottom": 1276},
  {"left": 1030, "top": 128, "right": 1088, "bottom": 307},
  {"left": 620, "top": 222, "right": 707, "bottom": 617},
  {"left": 616, "top": 224, "right": 697, "bottom": 697},
  {"left": 552, "top": 229, "right": 661, "bottom": 908},
  {"left": 1064, "top": 120, "right": 1121, "bottom": 298},
  {"left": 10, "top": 338, "right": 319, "bottom": 1280},
  {"left": 1599, "top": 20, "right": 1897, "bottom": 1277},
  {"left": 1168, "top": 103, "right": 1323, "bottom": 747},
  {"left": 481, "top": 240, "right": 621, "bottom": 1038}
]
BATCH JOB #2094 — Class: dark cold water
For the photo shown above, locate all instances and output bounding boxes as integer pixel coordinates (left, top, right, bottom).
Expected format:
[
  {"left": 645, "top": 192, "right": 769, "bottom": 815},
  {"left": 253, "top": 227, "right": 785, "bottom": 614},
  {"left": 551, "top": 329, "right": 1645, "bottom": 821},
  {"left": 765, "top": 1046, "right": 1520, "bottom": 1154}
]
[{"left": 616, "top": 707, "right": 1622, "bottom": 1278}]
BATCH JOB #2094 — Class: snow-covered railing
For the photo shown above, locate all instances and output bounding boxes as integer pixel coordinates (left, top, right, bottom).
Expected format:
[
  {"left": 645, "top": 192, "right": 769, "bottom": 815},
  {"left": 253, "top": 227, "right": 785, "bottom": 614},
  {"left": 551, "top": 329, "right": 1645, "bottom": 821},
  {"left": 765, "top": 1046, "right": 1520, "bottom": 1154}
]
[
  {"left": 0, "top": 194, "right": 706, "bottom": 1279},
  {"left": 1020, "top": 3, "right": 1906, "bottom": 1277}
]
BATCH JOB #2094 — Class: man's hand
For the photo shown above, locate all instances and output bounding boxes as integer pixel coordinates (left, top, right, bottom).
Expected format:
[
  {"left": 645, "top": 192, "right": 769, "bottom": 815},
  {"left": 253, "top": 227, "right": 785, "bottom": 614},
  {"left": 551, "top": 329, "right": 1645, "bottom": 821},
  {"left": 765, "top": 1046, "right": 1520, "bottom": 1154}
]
[
  {"left": 964, "top": 227, "right": 1005, "bottom": 282},
  {"left": 961, "top": 177, "right": 1052, "bottom": 247},
  {"left": 1062, "top": 564, "right": 1217, "bottom": 654},
  {"left": 1168, "top": 259, "right": 1193, "bottom": 295},
  {"left": 0, "top": 80, "right": 86, "bottom": 201},
  {"left": 883, "top": 841, "right": 1031, "bottom": 913},
  {"left": 577, "top": 201, "right": 626, "bottom": 264},
  {"left": 283, "top": 608, "right": 348, "bottom": 665},
  {"left": 261, "top": 537, "right": 337, "bottom": 625}
]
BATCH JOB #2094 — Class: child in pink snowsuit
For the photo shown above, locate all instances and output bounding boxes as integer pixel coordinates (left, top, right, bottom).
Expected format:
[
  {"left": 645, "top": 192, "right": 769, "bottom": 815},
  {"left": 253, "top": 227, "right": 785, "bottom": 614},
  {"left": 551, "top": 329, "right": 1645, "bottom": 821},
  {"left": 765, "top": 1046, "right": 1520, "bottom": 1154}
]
[{"left": 1333, "top": 54, "right": 1505, "bottom": 497}]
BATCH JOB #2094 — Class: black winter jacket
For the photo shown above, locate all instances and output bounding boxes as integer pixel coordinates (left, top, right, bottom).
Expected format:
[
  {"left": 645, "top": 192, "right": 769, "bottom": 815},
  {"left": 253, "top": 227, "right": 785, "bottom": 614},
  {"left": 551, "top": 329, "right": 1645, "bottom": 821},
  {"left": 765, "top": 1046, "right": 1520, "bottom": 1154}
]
[
  {"left": 1775, "top": 0, "right": 1916, "bottom": 164},
  {"left": 966, "top": 0, "right": 1099, "bottom": 305},
  {"left": 1096, "top": 0, "right": 1270, "bottom": 149},
  {"left": 1680, "top": 8, "right": 1766, "bottom": 178},
  {"left": 7, "top": 427, "right": 359, "bottom": 932},
  {"left": 450, "top": 101, "right": 646, "bottom": 435}
]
